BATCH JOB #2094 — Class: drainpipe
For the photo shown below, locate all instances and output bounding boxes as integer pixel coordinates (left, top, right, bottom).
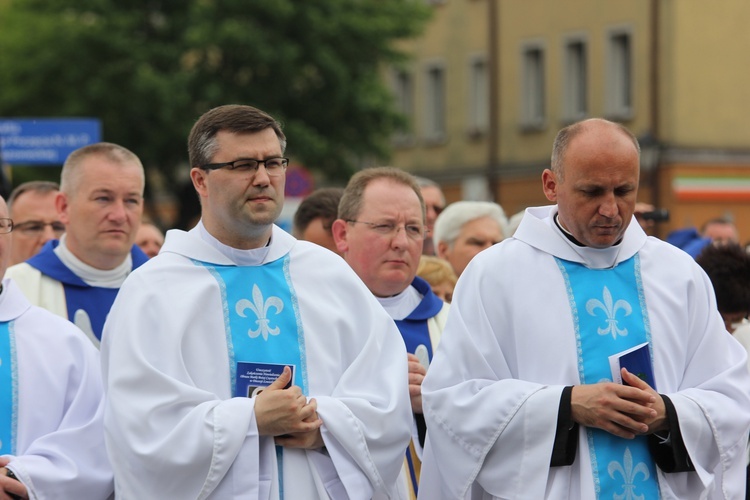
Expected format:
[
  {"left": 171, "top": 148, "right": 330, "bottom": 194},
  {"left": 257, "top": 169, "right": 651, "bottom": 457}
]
[{"left": 487, "top": 0, "right": 500, "bottom": 202}]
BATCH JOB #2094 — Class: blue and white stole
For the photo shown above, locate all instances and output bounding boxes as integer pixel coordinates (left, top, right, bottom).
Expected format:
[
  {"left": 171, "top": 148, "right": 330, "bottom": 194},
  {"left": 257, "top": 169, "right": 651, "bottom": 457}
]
[
  {"left": 0, "top": 322, "right": 18, "bottom": 457},
  {"left": 556, "top": 255, "right": 660, "bottom": 500},
  {"left": 195, "top": 255, "right": 308, "bottom": 499}
]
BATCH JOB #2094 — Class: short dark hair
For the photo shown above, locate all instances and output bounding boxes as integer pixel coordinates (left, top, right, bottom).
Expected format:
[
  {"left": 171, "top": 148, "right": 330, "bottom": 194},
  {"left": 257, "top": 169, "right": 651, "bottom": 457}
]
[
  {"left": 188, "top": 104, "right": 286, "bottom": 168},
  {"left": 8, "top": 181, "right": 59, "bottom": 212},
  {"left": 293, "top": 187, "right": 344, "bottom": 237},
  {"left": 696, "top": 242, "right": 750, "bottom": 316}
]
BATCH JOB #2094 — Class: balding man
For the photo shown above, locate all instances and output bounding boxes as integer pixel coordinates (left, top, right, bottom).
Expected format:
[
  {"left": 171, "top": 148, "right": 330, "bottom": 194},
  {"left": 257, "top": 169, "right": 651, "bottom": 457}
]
[{"left": 420, "top": 119, "right": 750, "bottom": 499}]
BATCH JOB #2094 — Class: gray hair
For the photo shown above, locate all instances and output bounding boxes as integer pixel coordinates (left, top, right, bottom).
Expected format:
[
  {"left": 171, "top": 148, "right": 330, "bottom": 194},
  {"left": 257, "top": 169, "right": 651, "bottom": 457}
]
[
  {"left": 61, "top": 142, "right": 144, "bottom": 195},
  {"left": 433, "top": 201, "right": 508, "bottom": 247}
]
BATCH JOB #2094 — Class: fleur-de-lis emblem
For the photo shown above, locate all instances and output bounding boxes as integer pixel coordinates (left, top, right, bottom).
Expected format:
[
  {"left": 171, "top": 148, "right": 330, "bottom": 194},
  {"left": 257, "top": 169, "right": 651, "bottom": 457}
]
[
  {"left": 235, "top": 284, "right": 284, "bottom": 340},
  {"left": 608, "top": 447, "right": 650, "bottom": 500},
  {"left": 585, "top": 286, "right": 632, "bottom": 339}
]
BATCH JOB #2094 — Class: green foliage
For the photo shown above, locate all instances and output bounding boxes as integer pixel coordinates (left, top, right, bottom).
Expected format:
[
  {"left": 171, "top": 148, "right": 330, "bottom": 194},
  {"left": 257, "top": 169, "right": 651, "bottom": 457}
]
[{"left": 0, "top": 0, "right": 430, "bottom": 182}]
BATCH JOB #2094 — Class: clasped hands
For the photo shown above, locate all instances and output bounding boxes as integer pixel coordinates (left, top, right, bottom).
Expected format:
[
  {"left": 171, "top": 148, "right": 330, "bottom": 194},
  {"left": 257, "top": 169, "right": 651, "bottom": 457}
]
[
  {"left": 253, "top": 366, "right": 324, "bottom": 449},
  {"left": 0, "top": 458, "right": 27, "bottom": 500},
  {"left": 571, "top": 367, "right": 668, "bottom": 439}
]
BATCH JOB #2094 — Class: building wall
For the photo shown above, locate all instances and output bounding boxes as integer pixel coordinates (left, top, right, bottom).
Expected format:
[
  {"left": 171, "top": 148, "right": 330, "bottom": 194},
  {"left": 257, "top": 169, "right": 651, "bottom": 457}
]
[{"left": 388, "top": 0, "right": 750, "bottom": 244}]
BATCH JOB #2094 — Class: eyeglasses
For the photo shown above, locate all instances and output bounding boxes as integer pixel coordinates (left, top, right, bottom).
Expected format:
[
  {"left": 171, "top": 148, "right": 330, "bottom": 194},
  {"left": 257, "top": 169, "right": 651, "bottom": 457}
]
[
  {"left": 0, "top": 218, "right": 13, "bottom": 234},
  {"left": 199, "top": 157, "right": 289, "bottom": 176},
  {"left": 346, "top": 220, "right": 426, "bottom": 240},
  {"left": 13, "top": 220, "right": 65, "bottom": 237}
]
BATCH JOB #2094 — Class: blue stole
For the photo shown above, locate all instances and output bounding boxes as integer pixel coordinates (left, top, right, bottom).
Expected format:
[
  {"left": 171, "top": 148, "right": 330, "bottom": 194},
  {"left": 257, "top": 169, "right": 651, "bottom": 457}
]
[
  {"left": 0, "top": 322, "right": 18, "bottom": 456},
  {"left": 556, "top": 255, "right": 660, "bottom": 500},
  {"left": 26, "top": 240, "right": 149, "bottom": 340},
  {"left": 194, "top": 254, "right": 307, "bottom": 498},
  {"left": 394, "top": 277, "right": 443, "bottom": 362},
  {"left": 393, "top": 277, "right": 444, "bottom": 499}
]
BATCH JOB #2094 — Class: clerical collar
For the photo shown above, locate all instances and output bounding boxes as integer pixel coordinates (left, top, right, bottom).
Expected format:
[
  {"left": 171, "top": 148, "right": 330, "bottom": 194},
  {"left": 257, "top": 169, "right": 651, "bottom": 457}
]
[
  {"left": 553, "top": 213, "right": 623, "bottom": 269},
  {"left": 198, "top": 221, "right": 271, "bottom": 266},
  {"left": 53, "top": 235, "right": 133, "bottom": 288},
  {"left": 377, "top": 284, "right": 423, "bottom": 321}
]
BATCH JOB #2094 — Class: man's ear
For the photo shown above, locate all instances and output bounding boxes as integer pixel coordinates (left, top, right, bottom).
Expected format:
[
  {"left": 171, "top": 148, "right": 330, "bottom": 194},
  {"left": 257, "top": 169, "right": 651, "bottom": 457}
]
[
  {"left": 331, "top": 219, "right": 349, "bottom": 254},
  {"left": 56, "top": 192, "right": 71, "bottom": 225},
  {"left": 436, "top": 240, "right": 450, "bottom": 260},
  {"left": 541, "top": 169, "right": 558, "bottom": 202},
  {"left": 190, "top": 168, "right": 209, "bottom": 198}
]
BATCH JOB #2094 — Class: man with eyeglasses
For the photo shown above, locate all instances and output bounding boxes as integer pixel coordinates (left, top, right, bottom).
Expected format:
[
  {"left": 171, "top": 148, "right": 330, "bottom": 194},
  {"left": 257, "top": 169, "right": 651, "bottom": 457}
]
[
  {"left": 332, "top": 167, "right": 450, "bottom": 499},
  {"left": 101, "top": 105, "right": 412, "bottom": 499},
  {"left": 5, "top": 143, "right": 149, "bottom": 346},
  {"left": 0, "top": 196, "right": 114, "bottom": 499},
  {"left": 7, "top": 181, "right": 64, "bottom": 266}
]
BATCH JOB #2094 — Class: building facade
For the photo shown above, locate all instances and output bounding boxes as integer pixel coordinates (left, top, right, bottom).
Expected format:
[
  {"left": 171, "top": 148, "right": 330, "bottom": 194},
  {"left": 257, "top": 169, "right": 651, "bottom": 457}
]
[{"left": 388, "top": 0, "right": 750, "bottom": 241}]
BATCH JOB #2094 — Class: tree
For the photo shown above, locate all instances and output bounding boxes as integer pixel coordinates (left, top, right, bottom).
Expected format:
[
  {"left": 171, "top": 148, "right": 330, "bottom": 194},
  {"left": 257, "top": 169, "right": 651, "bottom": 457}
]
[{"left": 0, "top": 0, "right": 430, "bottom": 184}]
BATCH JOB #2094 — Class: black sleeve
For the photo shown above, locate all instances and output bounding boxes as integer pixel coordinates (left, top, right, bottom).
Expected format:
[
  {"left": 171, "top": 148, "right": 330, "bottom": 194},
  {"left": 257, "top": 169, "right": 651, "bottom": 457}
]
[
  {"left": 648, "top": 394, "right": 694, "bottom": 473},
  {"left": 415, "top": 412, "right": 427, "bottom": 448},
  {"left": 551, "top": 386, "right": 579, "bottom": 467}
]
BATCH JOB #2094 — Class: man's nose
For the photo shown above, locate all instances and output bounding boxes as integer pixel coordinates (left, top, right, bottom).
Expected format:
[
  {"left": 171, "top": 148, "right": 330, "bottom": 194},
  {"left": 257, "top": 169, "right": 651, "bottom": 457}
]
[{"left": 599, "top": 194, "right": 618, "bottom": 218}]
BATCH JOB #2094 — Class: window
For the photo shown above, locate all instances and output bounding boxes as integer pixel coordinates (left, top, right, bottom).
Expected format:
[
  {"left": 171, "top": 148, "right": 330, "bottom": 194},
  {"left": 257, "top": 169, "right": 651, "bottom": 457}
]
[
  {"left": 425, "top": 64, "right": 446, "bottom": 140},
  {"left": 468, "top": 56, "right": 489, "bottom": 135},
  {"left": 521, "top": 44, "right": 545, "bottom": 128},
  {"left": 563, "top": 39, "right": 587, "bottom": 121},
  {"left": 606, "top": 30, "right": 632, "bottom": 118},
  {"left": 392, "top": 69, "right": 414, "bottom": 142}
]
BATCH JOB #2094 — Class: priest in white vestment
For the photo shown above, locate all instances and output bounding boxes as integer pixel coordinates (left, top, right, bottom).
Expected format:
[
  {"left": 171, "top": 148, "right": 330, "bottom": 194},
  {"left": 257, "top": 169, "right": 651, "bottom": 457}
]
[
  {"left": 0, "top": 197, "right": 113, "bottom": 499},
  {"left": 101, "top": 104, "right": 412, "bottom": 499},
  {"left": 332, "top": 167, "right": 451, "bottom": 498},
  {"left": 419, "top": 119, "right": 750, "bottom": 499}
]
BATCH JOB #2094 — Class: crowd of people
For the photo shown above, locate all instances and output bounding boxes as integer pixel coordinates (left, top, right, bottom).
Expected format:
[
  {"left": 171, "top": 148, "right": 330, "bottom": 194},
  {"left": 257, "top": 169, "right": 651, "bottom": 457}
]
[{"left": 0, "top": 106, "right": 749, "bottom": 499}]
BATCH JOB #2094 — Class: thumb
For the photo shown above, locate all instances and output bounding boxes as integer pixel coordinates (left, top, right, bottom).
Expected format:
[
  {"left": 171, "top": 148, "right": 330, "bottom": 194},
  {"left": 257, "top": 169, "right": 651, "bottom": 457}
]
[{"left": 265, "top": 366, "right": 292, "bottom": 391}]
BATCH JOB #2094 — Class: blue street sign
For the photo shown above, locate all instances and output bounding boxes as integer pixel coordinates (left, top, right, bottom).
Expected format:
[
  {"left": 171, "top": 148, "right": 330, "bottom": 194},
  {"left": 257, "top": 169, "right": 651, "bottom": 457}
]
[{"left": 0, "top": 118, "right": 101, "bottom": 165}]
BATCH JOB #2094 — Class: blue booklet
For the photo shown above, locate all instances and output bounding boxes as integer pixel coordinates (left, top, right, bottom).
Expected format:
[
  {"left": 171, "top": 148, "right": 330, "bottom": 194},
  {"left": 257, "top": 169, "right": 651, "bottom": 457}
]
[
  {"left": 608, "top": 342, "right": 656, "bottom": 390},
  {"left": 235, "top": 362, "right": 295, "bottom": 398}
]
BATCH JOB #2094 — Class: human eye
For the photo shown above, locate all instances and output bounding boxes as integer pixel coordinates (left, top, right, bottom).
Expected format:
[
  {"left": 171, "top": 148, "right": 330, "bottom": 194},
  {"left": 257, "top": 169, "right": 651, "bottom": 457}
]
[
  {"left": 95, "top": 195, "right": 113, "bottom": 203},
  {"left": 405, "top": 225, "right": 423, "bottom": 238},
  {"left": 372, "top": 223, "right": 395, "bottom": 234},
  {"left": 230, "top": 160, "right": 259, "bottom": 172},
  {"left": 264, "top": 158, "right": 287, "bottom": 171},
  {"left": 615, "top": 186, "right": 635, "bottom": 197},
  {"left": 19, "top": 221, "right": 44, "bottom": 232}
]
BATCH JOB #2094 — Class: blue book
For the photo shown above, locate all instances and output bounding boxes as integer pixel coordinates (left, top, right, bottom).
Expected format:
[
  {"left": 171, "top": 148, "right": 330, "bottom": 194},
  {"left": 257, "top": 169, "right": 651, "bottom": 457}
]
[
  {"left": 234, "top": 362, "right": 295, "bottom": 398},
  {"left": 608, "top": 342, "right": 656, "bottom": 390}
]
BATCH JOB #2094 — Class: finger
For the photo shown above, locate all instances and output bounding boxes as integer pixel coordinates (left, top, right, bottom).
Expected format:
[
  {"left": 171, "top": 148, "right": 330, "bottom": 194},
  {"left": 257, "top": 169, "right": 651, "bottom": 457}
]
[
  {"left": 621, "top": 368, "right": 654, "bottom": 392},
  {"left": 406, "top": 353, "right": 420, "bottom": 362},
  {"left": 408, "top": 372, "right": 424, "bottom": 385},
  {"left": 265, "top": 366, "right": 293, "bottom": 391},
  {"left": 612, "top": 384, "right": 655, "bottom": 405},
  {"left": 608, "top": 408, "right": 651, "bottom": 434},
  {"left": 407, "top": 361, "right": 427, "bottom": 376},
  {"left": 409, "top": 384, "right": 422, "bottom": 397}
]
